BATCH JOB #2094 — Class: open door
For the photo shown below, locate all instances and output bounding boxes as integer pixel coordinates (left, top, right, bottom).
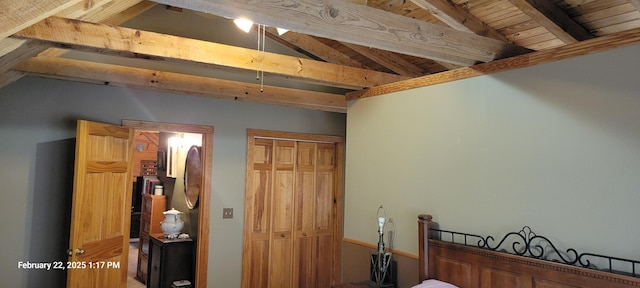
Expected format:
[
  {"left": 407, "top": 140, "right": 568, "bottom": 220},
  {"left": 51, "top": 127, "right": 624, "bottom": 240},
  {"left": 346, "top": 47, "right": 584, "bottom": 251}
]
[{"left": 67, "top": 120, "right": 135, "bottom": 287}]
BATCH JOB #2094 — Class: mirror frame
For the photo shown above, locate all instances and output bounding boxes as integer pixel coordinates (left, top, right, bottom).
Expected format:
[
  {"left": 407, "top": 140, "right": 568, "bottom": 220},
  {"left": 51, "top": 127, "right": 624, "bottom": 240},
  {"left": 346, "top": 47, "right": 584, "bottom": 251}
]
[
  {"left": 184, "top": 145, "right": 202, "bottom": 209},
  {"left": 122, "top": 120, "right": 213, "bottom": 288}
]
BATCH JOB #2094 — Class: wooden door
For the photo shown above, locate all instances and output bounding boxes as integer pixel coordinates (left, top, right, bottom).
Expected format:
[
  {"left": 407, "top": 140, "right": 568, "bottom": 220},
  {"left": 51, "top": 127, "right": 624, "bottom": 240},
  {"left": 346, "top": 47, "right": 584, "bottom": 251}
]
[
  {"left": 67, "top": 120, "right": 135, "bottom": 287},
  {"left": 242, "top": 138, "right": 273, "bottom": 287},
  {"left": 270, "top": 140, "right": 296, "bottom": 287},
  {"left": 242, "top": 130, "right": 343, "bottom": 288},
  {"left": 313, "top": 143, "right": 337, "bottom": 287},
  {"left": 294, "top": 142, "right": 317, "bottom": 287},
  {"left": 294, "top": 142, "right": 336, "bottom": 288}
]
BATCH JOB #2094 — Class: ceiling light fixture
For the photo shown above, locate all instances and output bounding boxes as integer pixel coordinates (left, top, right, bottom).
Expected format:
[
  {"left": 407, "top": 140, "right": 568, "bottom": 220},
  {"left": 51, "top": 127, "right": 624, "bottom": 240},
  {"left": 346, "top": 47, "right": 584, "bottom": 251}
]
[
  {"left": 276, "top": 27, "right": 289, "bottom": 36},
  {"left": 233, "top": 18, "right": 253, "bottom": 33},
  {"left": 232, "top": 17, "right": 275, "bottom": 92}
]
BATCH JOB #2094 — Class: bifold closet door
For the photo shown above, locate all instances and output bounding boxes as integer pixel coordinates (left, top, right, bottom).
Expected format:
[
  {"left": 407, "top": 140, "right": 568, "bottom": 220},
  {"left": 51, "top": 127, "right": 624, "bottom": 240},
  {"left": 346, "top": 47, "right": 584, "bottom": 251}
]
[
  {"left": 243, "top": 136, "right": 339, "bottom": 288},
  {"left": 294, "top": 142, "right": 335, "bottom": 288},
  {"left": 243, "top": 138, "right": 273, "bottom": 287},
  {"left": 269, "top": 140, "right": 295, "bottom": 287}
]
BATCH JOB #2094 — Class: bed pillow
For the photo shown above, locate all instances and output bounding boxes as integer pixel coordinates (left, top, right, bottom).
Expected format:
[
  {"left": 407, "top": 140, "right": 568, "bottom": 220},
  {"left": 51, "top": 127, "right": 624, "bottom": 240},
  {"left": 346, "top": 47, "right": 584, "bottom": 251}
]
[{"left": 412, "top": 279, "right": 459, "bottom": 288}]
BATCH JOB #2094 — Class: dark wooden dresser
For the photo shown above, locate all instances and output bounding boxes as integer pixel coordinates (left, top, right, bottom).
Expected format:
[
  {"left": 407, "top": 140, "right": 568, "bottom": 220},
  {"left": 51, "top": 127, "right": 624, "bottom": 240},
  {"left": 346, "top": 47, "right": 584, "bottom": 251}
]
[
  {"left": 136, "top": 194, "right": 166, "bottom": 284},
  {"left": 148, "top": 234, "right": 194, "bottom": 288}
]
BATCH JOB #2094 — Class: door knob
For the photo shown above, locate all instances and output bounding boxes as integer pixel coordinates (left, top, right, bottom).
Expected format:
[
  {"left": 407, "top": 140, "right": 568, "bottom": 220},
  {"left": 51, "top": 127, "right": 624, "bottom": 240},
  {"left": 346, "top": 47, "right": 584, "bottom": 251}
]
[{"left": 75, "top": 248, "right": 86, "bottom": 255}]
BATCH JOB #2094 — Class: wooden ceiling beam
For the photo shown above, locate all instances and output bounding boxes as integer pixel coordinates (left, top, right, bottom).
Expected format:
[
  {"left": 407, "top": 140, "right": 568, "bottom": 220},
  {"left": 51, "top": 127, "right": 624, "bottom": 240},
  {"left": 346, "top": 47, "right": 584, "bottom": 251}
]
[
  {"left": 410, "top": 0, "right": 512, "bottom": 42},
  {"left": 629, "top": 0, "right": 640, "bottom": 12},
  {"left": 346, "top": 27, "right": 640, "bottom": 100},
  {"left": 14, "top": 16, "right": 406, "bottom": 90},
  {"left": 341, "top": 42, "right": 426, "bottom": 77},
  {"left": 507, "top": 0, "right": 593, "bottom": 44},
  {"left": 267, "top": 29, "right": 368, "bottom": 69},
  {"left": 14, "top": 57, "right": 347, "bottom": 113},
  {"left": 1, "top": 0, "right": 150, "bottom": 88},
  {"left": 39, "top": 0, "right": 157, "bottom": 58},
  {"left": 0, "top": 37, "right": 32, "bottom": 58},
  {"left": 266, "top": 30, "right": 438, "bottom": 77},
  {"left": 149, "top": 0, "right": 530, "bottom": 66},
  {"left": 198, "top": 13, "right": 368, "bottom": 68},
  {"left": 0, "top": 0, "right": 83, "bottom": 40},
  {"left": 0, "top": 70, "right": 24, "bottom": 89},
  {"left": 63, "top": 0, "right": 156, "bottom": 25},
  {"left": 0, "top": 40, "right": 49, "bottom": 73}
]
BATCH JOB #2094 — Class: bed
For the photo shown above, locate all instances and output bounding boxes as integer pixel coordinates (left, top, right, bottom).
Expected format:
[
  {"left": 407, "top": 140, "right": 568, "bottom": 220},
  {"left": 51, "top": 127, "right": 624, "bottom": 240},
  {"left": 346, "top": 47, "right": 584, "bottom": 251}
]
[{"left": 415, "top": 214, "right": 640, "bottom": 288}]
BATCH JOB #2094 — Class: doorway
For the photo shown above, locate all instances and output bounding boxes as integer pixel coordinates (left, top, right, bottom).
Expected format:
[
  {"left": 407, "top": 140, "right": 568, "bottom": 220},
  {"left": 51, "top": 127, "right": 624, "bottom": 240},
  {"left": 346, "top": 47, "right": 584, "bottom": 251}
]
[{"left": 122, "top": 120, "right": 213, "bottom": 288}]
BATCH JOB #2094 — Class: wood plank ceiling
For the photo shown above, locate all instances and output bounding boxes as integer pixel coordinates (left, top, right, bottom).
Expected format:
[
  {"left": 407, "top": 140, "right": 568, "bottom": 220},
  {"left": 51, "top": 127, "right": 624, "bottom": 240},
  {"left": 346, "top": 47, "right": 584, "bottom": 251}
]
[{"left": 2, "top": 0, "right": 640, "bottom": 113}]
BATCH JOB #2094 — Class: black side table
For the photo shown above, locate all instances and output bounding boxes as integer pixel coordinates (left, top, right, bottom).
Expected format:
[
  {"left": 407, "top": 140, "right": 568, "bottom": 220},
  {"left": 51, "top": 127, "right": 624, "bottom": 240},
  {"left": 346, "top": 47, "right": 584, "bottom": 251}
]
[
  {"left": 148, "top": 234, "right": 194, "bottom": 288},
  {"left": 370, "top": 253, "right": 397, "bottom": 288}
]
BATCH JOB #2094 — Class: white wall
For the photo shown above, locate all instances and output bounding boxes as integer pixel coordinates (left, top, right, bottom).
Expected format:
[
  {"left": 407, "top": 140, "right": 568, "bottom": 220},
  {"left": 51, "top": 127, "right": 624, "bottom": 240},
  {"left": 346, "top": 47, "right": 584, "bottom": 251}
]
[
  {"left": 0, "top": 76, "right": 345, "bottom": 287},
  {"left": 344, "top": 44, "right": 640, "bottom": 261}
]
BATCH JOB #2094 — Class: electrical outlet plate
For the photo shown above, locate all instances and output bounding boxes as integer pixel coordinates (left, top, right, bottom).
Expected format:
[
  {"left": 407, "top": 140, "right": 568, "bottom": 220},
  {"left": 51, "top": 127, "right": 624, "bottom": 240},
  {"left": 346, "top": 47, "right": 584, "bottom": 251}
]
[{"left": 223, "top": 208, "right": 233, "bottom": 219}]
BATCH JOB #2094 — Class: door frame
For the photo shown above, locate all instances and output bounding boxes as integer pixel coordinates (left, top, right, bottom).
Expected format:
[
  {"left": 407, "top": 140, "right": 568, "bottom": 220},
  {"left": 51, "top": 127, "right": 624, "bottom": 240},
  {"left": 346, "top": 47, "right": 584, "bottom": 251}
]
[
  {"left": 122, "top": 120, "right": 213, "bottom": 288},
  {"left": 241, "top": 129, "right": 344, "bottom": 286}
]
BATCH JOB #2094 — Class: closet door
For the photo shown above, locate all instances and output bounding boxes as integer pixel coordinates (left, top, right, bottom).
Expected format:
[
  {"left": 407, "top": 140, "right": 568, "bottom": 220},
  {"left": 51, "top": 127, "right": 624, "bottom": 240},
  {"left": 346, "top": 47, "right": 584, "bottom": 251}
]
[
  {"left": 242, "top": 139, "right": 273, "bottom": 287},
  {"left": 293, "top": 143, "right": 336, "bottom": 288},
  {"left": 269, "top": 140, "right": 295, "bottom": 287},
  {"left": 242, "top": 130, "right": 343, "bottom": 288},
  {"left": 314, "top": 143, "right": 336, "bottom": 287},
  {"left": 294, "top": 142, "right": 318, "bottom": 287}
]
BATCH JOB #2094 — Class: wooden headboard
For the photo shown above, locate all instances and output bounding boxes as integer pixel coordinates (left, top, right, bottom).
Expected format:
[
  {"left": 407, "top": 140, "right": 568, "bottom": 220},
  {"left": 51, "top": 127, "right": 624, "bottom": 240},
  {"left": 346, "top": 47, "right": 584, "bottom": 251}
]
[{"left": 418, "top": 214, "right": 640, "bottom": 288}]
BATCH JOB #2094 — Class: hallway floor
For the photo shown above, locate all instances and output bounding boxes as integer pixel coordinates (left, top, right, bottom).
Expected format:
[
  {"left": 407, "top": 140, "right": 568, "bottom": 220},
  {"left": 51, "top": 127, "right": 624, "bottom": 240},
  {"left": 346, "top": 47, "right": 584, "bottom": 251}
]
[{"left": 128, "top": 239, "right": 145, "bottom": 288}]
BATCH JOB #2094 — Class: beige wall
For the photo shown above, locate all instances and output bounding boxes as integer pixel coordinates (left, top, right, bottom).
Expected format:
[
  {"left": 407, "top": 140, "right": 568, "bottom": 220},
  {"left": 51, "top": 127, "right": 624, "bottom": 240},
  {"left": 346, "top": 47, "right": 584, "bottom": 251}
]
[
  {"left": 344, "top": 43, "right": 640, "bottom": 286},
  {"left": 0, "top": 76, "right": 345, "bottom": 287}
]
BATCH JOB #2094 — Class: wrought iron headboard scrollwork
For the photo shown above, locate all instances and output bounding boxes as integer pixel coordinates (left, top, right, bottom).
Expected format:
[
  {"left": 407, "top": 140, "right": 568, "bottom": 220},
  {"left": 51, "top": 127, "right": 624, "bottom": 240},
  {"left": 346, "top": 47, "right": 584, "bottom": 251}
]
[{"left": 431, "top": 227, "right": 640, "bottom": 278}]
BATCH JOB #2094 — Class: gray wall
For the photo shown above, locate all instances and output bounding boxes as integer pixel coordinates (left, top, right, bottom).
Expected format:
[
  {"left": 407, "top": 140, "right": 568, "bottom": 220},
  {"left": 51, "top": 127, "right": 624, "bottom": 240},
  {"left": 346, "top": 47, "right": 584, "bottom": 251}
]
[
  {"left": 0, "top": 76, "right": 346, "bottom": 287},
  {"left": 344, "top": 43, "right": 640, "bottom": 283}
]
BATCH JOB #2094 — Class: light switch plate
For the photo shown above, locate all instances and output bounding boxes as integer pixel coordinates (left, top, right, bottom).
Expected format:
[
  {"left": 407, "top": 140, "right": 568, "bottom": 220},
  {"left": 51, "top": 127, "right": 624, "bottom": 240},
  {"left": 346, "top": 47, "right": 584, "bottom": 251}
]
[{"left": 223, "top": 208, "right": 233, "bottom": 219}]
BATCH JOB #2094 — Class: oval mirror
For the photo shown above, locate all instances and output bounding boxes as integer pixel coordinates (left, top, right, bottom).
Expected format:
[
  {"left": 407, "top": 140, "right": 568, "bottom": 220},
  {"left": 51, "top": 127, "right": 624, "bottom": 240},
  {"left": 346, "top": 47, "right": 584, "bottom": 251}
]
[{"left": 184, "top": 145, "right": 202, "bottom": 209}]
